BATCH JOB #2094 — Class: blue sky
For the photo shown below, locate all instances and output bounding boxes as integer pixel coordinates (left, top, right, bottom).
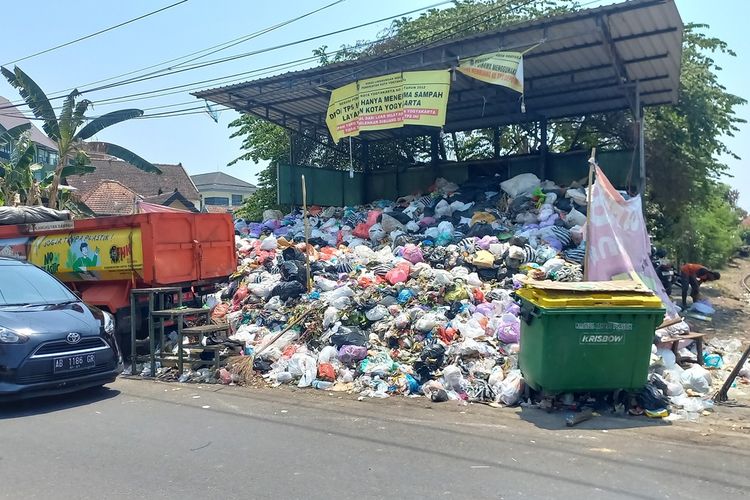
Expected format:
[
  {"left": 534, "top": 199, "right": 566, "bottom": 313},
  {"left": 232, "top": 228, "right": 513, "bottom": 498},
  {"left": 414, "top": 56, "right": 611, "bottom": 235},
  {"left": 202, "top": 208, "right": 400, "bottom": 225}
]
[{"left": 1, "top": 0, "right": 747, "bottom": 209}]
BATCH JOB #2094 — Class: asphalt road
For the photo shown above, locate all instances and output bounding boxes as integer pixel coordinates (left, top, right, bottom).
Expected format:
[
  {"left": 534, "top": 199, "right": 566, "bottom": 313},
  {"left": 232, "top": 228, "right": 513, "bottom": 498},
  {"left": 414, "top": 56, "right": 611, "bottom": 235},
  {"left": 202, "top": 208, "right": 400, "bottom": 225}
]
[{"left": 1, "top": 378, "right": 749, "bottom": 500}]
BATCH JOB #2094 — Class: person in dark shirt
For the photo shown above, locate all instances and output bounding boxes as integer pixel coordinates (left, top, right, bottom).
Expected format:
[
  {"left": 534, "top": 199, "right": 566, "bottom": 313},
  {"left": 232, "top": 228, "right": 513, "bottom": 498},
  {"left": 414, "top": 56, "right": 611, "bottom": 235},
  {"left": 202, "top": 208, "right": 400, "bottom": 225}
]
[{"left": 680, "top": 263, "right": 720, "bottom": 310}]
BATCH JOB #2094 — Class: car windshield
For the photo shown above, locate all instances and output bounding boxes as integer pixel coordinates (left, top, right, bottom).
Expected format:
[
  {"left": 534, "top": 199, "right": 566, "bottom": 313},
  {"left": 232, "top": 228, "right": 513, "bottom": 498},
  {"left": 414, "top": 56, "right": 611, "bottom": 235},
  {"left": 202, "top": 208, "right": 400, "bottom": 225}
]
[{"left": 0, "top": 264, "right": 78, "bottom": 306}]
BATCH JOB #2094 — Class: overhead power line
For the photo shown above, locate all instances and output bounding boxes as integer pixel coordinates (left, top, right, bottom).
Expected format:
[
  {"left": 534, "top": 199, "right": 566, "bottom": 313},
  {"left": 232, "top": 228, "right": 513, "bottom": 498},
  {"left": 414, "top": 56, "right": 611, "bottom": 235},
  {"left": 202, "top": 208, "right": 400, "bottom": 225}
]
[
  {"left": 79, "top": 1, "right": 454, "bottom": 95},
  {"left": 2, "top": 0, "right": 189, "bottom": 66},
  {"left": 34, "top": 0, "right": 346, "bottom": 102},
  {"left": 2, "top": 0, "right": 604, "bottom": 123},
  {"left": 0, "top": 0, "right": 449, "bottom": 113}
]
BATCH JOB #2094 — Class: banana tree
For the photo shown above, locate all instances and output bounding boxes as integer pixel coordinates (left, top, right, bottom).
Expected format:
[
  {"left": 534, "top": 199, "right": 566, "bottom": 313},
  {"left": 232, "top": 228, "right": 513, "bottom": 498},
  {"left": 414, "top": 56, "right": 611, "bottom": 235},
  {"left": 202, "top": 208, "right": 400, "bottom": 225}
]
[
  {"left": 2, "top": 66, "right": 161, "bottom": 208},
  {"left": 0, "top": 123, "right": 41, "bottom": 205}
]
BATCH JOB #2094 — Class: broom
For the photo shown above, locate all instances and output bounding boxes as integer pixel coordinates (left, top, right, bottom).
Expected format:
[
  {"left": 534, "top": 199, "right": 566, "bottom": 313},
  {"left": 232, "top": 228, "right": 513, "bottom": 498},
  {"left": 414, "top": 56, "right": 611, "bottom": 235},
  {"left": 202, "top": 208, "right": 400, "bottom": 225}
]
[{"left": 227, "top": 303, "right": 325, "bottom": 384}]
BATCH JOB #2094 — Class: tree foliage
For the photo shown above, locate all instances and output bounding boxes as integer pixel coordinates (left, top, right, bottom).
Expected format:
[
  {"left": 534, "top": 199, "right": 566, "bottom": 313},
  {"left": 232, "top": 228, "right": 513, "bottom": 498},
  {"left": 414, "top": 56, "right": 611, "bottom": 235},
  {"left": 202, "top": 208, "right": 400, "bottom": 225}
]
[{"left": 2, "top": 66, "right": 159, "bottom": 209}]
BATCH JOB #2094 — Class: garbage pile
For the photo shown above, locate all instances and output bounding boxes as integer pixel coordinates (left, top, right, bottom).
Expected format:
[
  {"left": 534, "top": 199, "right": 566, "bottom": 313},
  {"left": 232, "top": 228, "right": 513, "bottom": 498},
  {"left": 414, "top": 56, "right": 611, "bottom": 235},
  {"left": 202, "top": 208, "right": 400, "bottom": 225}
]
[
  {"left": 209, "top": 173, "right": 588, "bottom": 404},
  {"left": 648, "top": 325, "right": 750, "bottom": 421},
  {"left": 173, "top": 171, "right": 743, "bottom": 422}
]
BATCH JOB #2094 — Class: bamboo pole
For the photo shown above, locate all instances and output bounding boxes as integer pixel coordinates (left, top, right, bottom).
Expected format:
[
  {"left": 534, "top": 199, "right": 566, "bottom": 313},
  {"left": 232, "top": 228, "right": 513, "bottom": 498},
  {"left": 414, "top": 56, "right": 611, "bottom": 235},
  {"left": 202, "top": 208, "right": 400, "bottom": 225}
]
[
  {"left": 583, "top": 148, "right": 596, "bottom": 281},
  {"left": 301, "top": 175, "right": 313, "bottom": 293}
]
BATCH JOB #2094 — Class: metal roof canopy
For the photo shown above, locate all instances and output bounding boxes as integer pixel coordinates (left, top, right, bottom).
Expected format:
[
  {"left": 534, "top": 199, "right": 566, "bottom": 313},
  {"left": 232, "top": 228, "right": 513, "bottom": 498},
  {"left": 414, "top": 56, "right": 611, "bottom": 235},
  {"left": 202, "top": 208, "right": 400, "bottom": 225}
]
[{"left": 195, "top": 0, "right": 683, "bottom": 144}]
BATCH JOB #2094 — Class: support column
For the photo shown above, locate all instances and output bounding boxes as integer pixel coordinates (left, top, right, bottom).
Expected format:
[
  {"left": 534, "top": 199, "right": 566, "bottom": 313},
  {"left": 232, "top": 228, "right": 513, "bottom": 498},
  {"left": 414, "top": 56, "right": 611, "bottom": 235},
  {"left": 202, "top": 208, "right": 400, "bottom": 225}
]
[
  {"left": 539, "top": 117, "right": 548, "bottom": 180},
  {"left": 430, "top": 134, "right": 439, "bottom": 166},
  {"left": 361, "top": 140, "right": 370, "bottom": 204},
  {"left": 635, "top": 83, "right": 646, "bottom": 197},
  {"left": 493, "top": 127, "right": 500, "bottom": 159}
]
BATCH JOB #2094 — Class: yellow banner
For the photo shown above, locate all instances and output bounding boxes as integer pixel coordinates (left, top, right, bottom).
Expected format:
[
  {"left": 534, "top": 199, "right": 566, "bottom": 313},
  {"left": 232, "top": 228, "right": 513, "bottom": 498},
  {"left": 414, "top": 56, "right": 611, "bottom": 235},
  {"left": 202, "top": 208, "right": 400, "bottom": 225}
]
[
  {"left": 358, "top": 72, "right": 405, "bottom": 132},
  {"left": 29, "top": 228, "right": 144, "bottom": 281},
  {"left": 403, "top": 70, "right": 451, "bottom": 127},
  {"left": 325, "top": 82, "right": 359, "bottom": 143},
  {"left": 457, "top": 51, "right": 524, "bottom": 93},
  {"left": 325, "top": 70, "right": 451, "bottom": 142}
]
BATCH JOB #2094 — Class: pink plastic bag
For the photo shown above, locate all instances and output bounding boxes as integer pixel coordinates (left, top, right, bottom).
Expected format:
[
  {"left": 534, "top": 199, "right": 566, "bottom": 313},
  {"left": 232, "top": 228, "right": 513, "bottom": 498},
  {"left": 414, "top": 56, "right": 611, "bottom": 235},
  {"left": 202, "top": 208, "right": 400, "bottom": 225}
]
[
  {"left": 366, "top": 210, "right": 381, "bottom": 227},
  {"left": 402, "top": 244, "right": 424, "bottom": 264},
  {"left": 352, "top": 223, "right": 370, "bottom": 239},
  {"left": 385, "top": 263, "right": 410, "bottom": 285}
]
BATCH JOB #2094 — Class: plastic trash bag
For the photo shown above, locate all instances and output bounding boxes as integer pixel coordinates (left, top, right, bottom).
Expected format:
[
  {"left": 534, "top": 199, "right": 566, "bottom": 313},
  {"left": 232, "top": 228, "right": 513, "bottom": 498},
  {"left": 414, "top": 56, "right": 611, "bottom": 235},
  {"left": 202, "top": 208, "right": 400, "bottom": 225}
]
[
  {"left": 385, "top": 263, "right": 410, "bottom": 285},
  {"left": 402, "top": 244, "right": 424, "bottom": 264},
  {"left": 680, "top": 365, "right": 712, "bottom": 394},
  {"left": 496, "top": 313, "right": 520, "bottom": 344},
  {"left": 415, "top": 313, "right": 439, "bottom": 332},
  {"left": 322, "top": 306, "right": 340, "bottom": 329},
  {"left": 318, "top": 363, "right": 336, "bottom": 381},
  {"left": 442, "top": 364, "right": 467, "bottom": 392},
  {"left": 296, "top": 354, "right": 317, "bottom": 388},
  {"left": 380, "top": 213, "right": 405, "bottom": 233},
  {"left": 500, "top": 173, "right": 540, "bottom": 197},
  {"left": 338, "top": 345, "right": 368, "bottom": 364},
  {"left": 365, "top": 305, "right": 388, "bottom": 322},
  {"left": 434, "top": 199, "right": 452, "bottom": 218},
  {"left": 498, "top": 370, "right": 524, "bottom": 405},
  {"left": 268, "top": 281, "right": 305, "bottom": 301},
  {"left": 369, "top": 223, "right": 386, "bottom": 243},
  {"left": 691, "top": 301, "right": 715, "bottom": 315},
  {"left": 314, "top": 276, "right": 338, "bottom": 292},
  {"left": 318, "top": 345, "right": 340, "bottom": 364},
  {"left": 260, "top": 234, "right": 278, "bottom": 250},
  {"left": 330, "top": 327, "right": 368, "bottom": 348},
  {"left": 565, "top": 207, "right": 587, "bottom": 227}
]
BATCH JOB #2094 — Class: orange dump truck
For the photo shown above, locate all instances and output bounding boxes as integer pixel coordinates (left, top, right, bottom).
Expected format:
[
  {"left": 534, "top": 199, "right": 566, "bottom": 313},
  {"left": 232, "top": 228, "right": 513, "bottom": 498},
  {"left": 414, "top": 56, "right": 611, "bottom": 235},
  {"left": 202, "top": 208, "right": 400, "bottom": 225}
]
[{"left": 0, "top": 212, "right": 237, "bottom": 353}]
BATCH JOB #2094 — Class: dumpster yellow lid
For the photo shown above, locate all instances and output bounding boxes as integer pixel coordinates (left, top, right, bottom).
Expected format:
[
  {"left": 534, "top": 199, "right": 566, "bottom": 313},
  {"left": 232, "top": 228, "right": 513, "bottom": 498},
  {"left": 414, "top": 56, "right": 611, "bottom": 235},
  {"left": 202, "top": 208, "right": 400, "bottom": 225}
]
[{"left": 516, "top": 280, "right": 664, "bottom": 308}]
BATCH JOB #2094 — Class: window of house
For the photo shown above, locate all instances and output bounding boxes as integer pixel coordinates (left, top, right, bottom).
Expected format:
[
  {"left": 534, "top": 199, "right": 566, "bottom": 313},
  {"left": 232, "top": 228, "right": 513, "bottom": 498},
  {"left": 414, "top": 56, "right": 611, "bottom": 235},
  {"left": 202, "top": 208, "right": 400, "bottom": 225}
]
[
  {"left": 205, "top": 197, "right": 229, "bottom": 206},
  {"left": 231, "top": 194, "right": 243, "bottom": 205}
]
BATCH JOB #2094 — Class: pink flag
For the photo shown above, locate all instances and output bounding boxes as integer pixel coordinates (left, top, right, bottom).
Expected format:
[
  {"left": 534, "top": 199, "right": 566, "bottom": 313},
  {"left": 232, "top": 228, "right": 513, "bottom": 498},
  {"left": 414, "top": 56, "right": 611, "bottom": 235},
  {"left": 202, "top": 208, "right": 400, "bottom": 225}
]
[{"left": 586, "top": 166, "right": 679, "bottom": 320}]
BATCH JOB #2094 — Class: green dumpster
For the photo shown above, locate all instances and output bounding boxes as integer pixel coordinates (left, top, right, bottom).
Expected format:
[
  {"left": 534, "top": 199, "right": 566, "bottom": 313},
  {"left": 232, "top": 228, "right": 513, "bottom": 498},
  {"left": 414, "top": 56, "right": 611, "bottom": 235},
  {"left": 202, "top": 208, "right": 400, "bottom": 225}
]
[{"left": 516, "top": 284, "right": 665, "bottom": 393}]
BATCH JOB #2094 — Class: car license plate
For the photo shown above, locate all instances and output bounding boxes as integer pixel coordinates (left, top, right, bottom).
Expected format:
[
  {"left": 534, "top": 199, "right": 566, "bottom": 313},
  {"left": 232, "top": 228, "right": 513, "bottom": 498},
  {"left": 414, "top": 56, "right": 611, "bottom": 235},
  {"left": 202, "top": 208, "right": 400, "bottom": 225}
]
[{"left": 53, "top": 353, "right": 96, "bottom": 373}]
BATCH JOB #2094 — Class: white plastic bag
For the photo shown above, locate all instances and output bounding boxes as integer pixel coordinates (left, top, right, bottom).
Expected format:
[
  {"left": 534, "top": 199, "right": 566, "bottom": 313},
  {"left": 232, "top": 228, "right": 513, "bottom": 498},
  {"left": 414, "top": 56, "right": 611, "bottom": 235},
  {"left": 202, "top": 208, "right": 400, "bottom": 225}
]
[
  {"left": 500, "top": 173, "right": 540, "bottom": 197},
  {"left": 317, "top": 345, "right": 339, "bottom": 364},
  {"left": 365, "top": 305, "right": 389, "bottom": 322},
  {"left": 296, "top": 354, "right": 317, "bottom": 388},
  {"left": 260, "top": 234, "right": 278, "bottom": 251},
  {"left": 442, "top": 365, "right": 467, "bottom": 392},
  {"left": 369, "top": 223, "right": 386, "bottom": 243},
  {"left": 415, "top": 313, "right": 439, "bottom": 332},
  {"left": 498, "top": 370, "right": 524, "bottom": 405},
  {"left": 434, "top": 200, "right": 452, "bottom": 218},
  {"left": 680, "top": 365, "right": 712, "bottom": 394},
  {"left": 323, "top": 306, "right": 339, "bottom": 329},
  {"left": 315, "top": 276, "right": 338, "bottom": 292},
  {"left": 566, "top": 208, "right": 587, "bottom": 227}
]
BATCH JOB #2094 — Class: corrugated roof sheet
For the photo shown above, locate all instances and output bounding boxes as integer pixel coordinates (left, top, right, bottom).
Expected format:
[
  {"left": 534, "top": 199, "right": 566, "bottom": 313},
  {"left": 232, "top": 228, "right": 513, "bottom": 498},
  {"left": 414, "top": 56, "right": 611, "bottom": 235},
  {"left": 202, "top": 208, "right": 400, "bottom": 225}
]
[{"left": 195, "top": 0, "right": 683, "bottom": 141}]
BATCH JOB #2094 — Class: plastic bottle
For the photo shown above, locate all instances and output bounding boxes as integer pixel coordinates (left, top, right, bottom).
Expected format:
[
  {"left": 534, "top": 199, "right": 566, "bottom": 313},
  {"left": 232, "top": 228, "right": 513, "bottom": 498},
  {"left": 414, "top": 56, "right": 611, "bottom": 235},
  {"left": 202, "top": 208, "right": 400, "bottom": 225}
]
[{"left": 311, "top": 380, "right": 333, "bottom": 390}]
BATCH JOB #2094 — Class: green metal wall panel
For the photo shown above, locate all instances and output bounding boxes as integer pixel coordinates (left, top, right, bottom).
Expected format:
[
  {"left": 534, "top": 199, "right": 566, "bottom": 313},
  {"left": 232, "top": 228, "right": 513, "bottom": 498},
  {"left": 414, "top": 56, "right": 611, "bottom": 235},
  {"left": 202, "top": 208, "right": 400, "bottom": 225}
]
[{"left": 277, "top": 149, "right": 636, "bottom": 206}]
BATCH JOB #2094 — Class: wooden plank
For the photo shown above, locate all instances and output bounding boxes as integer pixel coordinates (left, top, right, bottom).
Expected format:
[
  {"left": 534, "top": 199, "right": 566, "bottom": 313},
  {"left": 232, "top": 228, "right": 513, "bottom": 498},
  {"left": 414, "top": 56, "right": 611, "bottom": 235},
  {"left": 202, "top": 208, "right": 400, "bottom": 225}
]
[{"left": 520, "top": 278, "right": 652, "bottom": 293}]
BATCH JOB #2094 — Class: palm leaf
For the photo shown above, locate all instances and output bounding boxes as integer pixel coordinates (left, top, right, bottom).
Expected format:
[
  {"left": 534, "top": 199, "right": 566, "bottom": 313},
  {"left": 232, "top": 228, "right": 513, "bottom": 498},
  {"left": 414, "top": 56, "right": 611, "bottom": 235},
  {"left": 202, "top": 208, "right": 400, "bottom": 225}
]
[
  {"left": 64, "top": 198, "right": 97, "bottom": 218},
  {"left": 72, "top": 98, "right": 92, "bottom": 130},
  {"left": 86, "top": 141, "right": 161, "bottom": 174},
  {"left": 60, "top": 164, "right": 97, "bottom": 178},
  {"left": 11, "top": 135, "right": 37, "bottom": 173},
  {"left": 0, "top": 122, "right": 32, "bottom": 145},
  {"left": 1, "top": 66, "right": 60, "bottom": 140},
  {"left": 74, "top": 109, "right": 144, "bottom": 140},
  {"left": 58, "top": 89, "right": 80, "bottom": 141}
]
